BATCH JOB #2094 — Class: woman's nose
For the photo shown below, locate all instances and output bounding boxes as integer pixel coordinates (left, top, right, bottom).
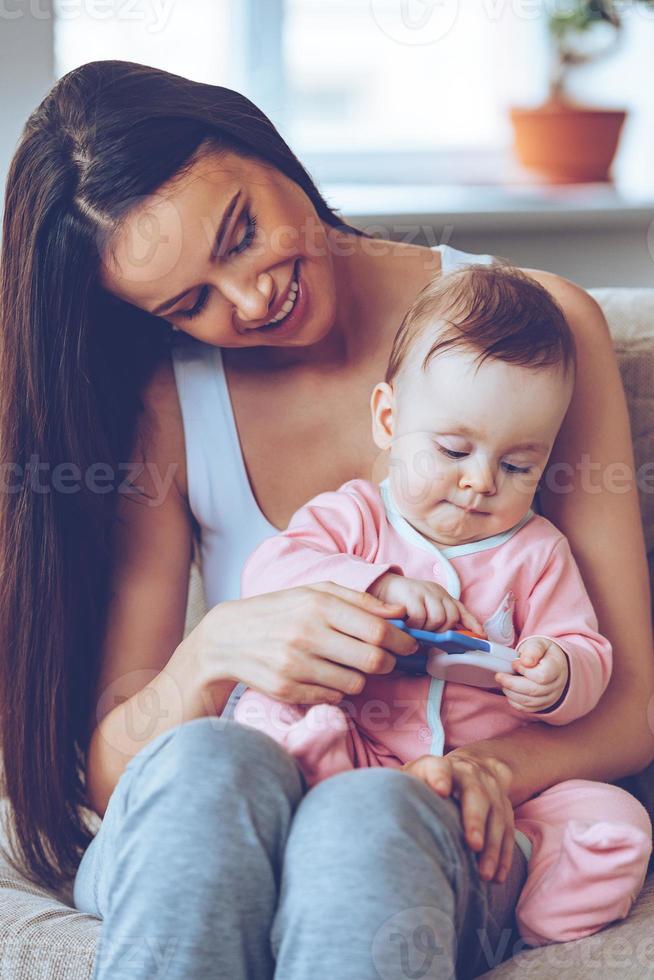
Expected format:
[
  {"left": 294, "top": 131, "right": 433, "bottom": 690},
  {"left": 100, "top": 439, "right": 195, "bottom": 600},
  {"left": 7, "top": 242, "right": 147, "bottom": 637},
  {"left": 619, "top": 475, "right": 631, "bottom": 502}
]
[
  {"left": 459, "top": 456, "right": 497, "bottom": 495},
  {"left": 222, "top": 270, "right": 275, "bottom": 325}
]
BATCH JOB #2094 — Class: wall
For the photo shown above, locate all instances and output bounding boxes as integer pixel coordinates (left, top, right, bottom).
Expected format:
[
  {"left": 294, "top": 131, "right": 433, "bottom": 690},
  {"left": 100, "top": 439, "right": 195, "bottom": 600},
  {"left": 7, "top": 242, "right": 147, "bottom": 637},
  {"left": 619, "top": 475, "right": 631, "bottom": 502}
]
[
  {"left": 437, "top": 225, "right": 653, "bottom": 289},
  {"left": 0, "top": 1, "right": 54, "bottom": 200}
]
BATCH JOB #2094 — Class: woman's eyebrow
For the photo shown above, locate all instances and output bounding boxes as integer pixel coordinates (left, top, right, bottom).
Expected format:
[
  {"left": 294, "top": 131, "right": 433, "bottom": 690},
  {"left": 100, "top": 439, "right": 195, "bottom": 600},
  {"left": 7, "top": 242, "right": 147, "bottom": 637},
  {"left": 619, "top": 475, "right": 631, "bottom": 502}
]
[{"left": 150, "top": 189, "right": 242, "bottom": 316}]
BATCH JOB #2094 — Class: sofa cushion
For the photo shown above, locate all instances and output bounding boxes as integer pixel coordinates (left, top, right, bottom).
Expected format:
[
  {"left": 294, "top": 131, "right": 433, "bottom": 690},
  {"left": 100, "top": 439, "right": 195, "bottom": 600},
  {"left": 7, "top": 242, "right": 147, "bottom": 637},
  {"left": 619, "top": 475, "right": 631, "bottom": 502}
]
[
  {"left": 479, "top": 870, "right": 654, "bottom": 978},
  {"left": 589, "top": 288, "right": 654, "bottom": 602},
  {"left": 0, "top": 803, "right": 98, "bottom": 979}
]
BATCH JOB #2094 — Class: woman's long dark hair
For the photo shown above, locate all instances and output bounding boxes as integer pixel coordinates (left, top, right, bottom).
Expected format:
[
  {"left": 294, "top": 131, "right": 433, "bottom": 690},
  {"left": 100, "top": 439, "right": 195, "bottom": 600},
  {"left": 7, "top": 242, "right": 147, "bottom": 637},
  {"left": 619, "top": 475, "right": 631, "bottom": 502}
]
[{"left": 0, "top": 59, "right": 369, "bottom": 889}]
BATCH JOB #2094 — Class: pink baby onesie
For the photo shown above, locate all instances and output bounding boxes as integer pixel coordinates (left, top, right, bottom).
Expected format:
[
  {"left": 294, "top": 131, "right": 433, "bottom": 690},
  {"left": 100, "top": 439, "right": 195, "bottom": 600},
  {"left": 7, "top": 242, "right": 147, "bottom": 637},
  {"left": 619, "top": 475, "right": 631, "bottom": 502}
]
[{"left": 235, "top": 478, "right": 652, "bottom": 946}]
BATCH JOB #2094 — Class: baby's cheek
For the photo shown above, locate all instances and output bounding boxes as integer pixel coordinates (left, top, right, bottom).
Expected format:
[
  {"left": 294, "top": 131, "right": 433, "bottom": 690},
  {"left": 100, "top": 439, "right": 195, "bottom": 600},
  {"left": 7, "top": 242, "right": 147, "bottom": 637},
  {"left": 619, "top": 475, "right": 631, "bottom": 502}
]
[
  {"left": 506, "top": 471, "right": 540, "bottom": 506},
  {"left": 391, "top": 460, "right": 450, "bottom": 516}
]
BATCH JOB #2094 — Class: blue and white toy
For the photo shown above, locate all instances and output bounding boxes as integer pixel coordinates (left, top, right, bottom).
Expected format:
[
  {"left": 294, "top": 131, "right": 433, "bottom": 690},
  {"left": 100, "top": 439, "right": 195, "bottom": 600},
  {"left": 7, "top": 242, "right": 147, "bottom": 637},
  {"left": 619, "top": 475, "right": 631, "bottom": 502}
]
[{"left": 389, "top": 620, "right": 517, "bottom": 690}]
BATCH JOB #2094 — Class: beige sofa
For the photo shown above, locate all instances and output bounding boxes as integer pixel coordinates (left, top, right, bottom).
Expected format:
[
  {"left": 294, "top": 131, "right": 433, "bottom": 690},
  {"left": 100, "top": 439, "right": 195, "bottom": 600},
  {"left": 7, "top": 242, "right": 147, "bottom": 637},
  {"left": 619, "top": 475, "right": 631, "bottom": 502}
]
[{"left": 1, "top": 287, "right": 653, "bottom": 978}]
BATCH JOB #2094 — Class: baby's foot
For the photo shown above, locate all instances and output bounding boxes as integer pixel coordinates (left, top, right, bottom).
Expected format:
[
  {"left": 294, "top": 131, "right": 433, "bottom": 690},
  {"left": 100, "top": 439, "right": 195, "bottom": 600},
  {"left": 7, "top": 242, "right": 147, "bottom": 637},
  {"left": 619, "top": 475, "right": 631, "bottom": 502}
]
[
  {"left": 517, "top": 819, "right": 652, "bottom": 946},
  {"left": 283, "top": 703, "right": 354, "bottom": 786}
]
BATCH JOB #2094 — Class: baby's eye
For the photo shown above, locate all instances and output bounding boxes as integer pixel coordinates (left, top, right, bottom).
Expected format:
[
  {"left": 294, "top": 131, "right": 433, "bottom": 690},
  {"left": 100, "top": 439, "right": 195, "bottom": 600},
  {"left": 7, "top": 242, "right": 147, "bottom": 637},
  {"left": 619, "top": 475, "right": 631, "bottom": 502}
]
[
  {"left": 438, "top": 445, "right": 469, "bottom": 460},
  {"left": 502, "top": 461, "right": 532, "bottom": 474}
]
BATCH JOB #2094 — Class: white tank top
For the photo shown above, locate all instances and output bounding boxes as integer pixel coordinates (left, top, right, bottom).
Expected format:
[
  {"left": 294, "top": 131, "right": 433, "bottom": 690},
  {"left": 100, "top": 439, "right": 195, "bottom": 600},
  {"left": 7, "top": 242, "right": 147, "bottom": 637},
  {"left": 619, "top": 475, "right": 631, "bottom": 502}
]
[{"left": 171, "top": 244, "right": 494, "bottom": 609}]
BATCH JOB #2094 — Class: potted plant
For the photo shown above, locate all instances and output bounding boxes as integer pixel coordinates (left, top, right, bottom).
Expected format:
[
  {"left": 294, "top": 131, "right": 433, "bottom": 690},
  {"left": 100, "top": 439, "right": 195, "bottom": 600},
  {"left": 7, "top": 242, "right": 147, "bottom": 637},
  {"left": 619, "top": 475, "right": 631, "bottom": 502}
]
[{"left": 510, "top": 1, "right": 651, "bottom": 183}]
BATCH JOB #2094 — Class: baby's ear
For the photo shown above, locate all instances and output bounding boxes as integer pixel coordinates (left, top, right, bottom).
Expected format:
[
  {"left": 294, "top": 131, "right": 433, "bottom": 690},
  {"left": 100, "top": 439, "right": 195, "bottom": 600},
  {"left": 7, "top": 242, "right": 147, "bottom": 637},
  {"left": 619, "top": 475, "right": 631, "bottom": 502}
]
[{"left": 370, "top": 382, "right": 395, "bottom": 450}]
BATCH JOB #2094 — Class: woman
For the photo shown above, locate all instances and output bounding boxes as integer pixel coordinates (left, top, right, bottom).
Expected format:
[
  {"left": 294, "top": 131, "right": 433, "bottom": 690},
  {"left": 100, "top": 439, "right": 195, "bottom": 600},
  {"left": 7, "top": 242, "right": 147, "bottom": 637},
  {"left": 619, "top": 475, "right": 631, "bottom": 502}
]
[{"left": 0, "top": 60, "right": 651, "bottom": 979}]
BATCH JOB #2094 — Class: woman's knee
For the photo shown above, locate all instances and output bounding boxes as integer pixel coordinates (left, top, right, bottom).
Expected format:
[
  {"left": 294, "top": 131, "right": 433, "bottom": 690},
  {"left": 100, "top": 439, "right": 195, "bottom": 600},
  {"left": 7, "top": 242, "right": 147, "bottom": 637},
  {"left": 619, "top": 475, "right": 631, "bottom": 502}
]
[
  {"left": 125, "top": 716, "right": 304, "bottom": 808},
  {"left": 289, "top": 766, "right": 465, "bottom": 856}
]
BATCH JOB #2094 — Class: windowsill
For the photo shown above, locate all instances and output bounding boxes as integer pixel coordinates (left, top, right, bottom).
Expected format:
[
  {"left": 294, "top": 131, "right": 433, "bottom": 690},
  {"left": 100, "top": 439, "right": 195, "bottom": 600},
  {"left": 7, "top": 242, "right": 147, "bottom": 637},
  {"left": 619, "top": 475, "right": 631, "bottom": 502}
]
[{"left": 321, "top": 182, "right": 654, "bottom": 233}]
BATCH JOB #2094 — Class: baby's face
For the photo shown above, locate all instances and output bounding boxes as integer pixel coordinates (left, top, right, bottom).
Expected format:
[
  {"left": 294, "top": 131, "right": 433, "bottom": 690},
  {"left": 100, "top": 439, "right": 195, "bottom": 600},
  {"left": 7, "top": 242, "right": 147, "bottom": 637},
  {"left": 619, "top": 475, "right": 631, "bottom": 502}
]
[{"left": 372, "top": 344, "right": 574, "bottom": 548}]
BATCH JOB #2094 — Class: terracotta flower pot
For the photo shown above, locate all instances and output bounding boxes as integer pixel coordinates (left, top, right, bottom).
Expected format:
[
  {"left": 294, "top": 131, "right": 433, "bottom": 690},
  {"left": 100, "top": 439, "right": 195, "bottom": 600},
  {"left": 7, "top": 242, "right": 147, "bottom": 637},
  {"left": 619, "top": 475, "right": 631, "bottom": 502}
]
[{"left": 510, "top": 98, "right": 627, "bottom": 184}]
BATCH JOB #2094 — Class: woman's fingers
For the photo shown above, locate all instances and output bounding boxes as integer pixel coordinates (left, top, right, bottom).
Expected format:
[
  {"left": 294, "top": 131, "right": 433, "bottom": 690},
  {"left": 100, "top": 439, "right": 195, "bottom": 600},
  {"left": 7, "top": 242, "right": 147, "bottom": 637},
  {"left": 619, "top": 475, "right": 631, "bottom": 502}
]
[
  {"left": 308, "top": 590, "right": 419, "bottom": 660},
  {"left": 310, "top": 580, "right": 405, "bottom": 618},
  {"left": 446, "top": 756, "right": 514, "bottom": 882},
  {"left": 210, "top": 585, "right": 416, "bottom": 704},
  {"left": 430, "top": 757, "right": 453, "bottom": 796},
  {"left": 404, "top": 755, "right": 451, "bottom": 795},
  {"left": 266, "top": 676, "right": 343, "bottom": 704},
  {"left": 263, "top": 585, "right": 419, "bottom": 687},
  {"left": 249, "top": 662, "right": 351, "bottom": 706},
  {"left": 497, "top": 806, "right": 517, "bottom": 883},
  {"left": 404, "top": 753, "right": 514, "bottom": 884},
  {"left": 299, "top": 650, "right": 369, "bottom": 694},
  {"left": 458, "top": 781, "right": 491, "bottom": 853},
  {"left": 308, "top": 619, "right": 425, "bottom": 679},
  {"left": 276, "top": 682, "right": 347, "bottom": 706},
  {"left": 477, "top": 791, "right": 513, "bottom": 881}
]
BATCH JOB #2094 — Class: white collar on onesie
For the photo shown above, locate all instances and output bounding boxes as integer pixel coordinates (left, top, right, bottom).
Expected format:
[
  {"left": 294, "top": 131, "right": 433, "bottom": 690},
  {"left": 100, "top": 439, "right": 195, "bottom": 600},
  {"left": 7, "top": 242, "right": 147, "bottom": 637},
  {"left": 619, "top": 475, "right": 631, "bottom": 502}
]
[{"left": 378, "top": 477, "right": 534, "bottom": 595}]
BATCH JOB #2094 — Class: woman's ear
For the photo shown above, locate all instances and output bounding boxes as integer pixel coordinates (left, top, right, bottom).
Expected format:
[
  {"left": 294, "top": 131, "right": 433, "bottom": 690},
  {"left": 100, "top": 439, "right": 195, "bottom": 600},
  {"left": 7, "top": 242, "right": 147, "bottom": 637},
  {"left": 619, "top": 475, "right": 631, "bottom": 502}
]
[{"left": 371, "top": 382, "right": 395, "bottom": 451}]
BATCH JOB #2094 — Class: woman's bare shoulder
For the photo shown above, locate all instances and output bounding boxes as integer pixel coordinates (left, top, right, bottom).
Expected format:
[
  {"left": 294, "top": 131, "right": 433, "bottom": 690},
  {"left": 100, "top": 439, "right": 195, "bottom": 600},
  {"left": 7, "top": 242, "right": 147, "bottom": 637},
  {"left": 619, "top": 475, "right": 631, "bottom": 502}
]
[
  {"left": 519, "top": 267, "right": 610, "bottom": 340},
  {"left": 137, "top": 352, "right": 188, "bottom": 500}
]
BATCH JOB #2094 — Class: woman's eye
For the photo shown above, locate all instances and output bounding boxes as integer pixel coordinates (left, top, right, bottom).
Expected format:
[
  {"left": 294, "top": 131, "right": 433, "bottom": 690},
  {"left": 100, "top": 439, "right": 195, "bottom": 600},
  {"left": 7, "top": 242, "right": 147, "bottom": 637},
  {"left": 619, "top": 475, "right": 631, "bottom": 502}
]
[
  {"left": 174, "top": 211, "right": 259, "bottom": 320},
  {"left": 180, "top": 285, "right": 210, "bottom": 320},
  {"left": 438, "top": 446, "right": 469, "bottom": 460},
  {"left": 502, "top": 461, "right": 531, "bottom": 474},
  {"left": 228, "top": 210, "right": 258, "bottom": 257}
]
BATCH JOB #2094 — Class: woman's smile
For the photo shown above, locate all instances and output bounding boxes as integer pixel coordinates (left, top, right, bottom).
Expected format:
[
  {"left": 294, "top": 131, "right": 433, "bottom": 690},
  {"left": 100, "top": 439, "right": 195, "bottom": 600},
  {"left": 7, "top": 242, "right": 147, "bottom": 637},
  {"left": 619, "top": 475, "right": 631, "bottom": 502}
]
[{"left": 247, "top": 258, "right": 307, "bottom": 341}]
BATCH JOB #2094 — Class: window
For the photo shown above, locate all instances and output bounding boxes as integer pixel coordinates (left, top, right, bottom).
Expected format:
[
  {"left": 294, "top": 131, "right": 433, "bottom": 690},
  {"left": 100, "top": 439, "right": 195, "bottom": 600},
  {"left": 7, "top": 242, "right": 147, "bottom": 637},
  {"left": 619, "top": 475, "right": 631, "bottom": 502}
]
[
  {"left": 283, "top": 1, "right": 539, "bottom": 153},
  {"left": 53, "top": 0, "right": 654, "bottom": 189},
  {"left": 54, "top": 0, "right": 234, "bottom": 87},
  {"left": 281, "top": 0, "right": 551, "bottom": 182}
]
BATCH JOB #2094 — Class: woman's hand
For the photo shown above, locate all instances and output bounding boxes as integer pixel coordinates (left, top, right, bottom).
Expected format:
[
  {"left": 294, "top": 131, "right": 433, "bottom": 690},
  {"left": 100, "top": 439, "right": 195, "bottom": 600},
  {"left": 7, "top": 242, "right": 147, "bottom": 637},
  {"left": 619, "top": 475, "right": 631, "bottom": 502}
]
[
  {"left": 191, "top": 581, "right": 419, "bottom": 706},
  {"left": 403, "top": 744, "right": 515, "bottom": 884}
]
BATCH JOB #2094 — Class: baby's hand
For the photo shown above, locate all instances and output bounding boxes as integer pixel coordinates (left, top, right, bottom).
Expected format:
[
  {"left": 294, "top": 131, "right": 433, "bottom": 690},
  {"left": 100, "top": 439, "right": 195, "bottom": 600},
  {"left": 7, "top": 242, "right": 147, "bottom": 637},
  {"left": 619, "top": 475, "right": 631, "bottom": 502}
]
[
  {"left": 369, "top": 572, "right": 484, "bottom": 635},
  {"left": 496, "top": 637, "right": 569, "bottom": 712}
]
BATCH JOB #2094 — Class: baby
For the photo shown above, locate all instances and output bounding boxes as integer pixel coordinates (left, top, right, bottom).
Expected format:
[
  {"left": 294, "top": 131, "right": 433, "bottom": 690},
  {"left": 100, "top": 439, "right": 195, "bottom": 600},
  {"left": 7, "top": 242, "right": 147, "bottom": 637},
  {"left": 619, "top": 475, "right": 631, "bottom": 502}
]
[{"left": 234, "top": 264, "right": 652, "bottom": 947}]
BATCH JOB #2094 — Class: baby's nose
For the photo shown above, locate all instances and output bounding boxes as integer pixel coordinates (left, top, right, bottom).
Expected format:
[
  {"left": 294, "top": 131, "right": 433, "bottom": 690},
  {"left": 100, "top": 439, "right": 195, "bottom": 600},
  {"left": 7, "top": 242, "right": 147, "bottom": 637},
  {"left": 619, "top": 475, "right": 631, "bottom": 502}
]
[{"left": 460, "top": 457, "right": 496, "bottom": 494}]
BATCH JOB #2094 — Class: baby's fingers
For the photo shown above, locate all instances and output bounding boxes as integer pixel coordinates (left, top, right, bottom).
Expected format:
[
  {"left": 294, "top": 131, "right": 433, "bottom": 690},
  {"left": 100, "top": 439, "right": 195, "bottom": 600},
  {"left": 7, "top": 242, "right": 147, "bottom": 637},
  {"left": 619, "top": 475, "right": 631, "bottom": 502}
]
[
  {"left": 422, "top": 594, "right": 448, "bottom": 631},
  {"left": 495, "top": 671, "right": 556, "bottom": 700},
  {"left": 405, "top": 597, "right": 430, "bottom": 630},
  {"left": 454, "top": 600, "right": 485, "bottom": 636},
  {"left": 516, "top": 639, "right": 549, "bottom": 669},
  {"left": 505, "top": 691, "right": 557, "bottom": 711},
  {"left": 527, "top": 652, "right": 563, "bottom": 685},
  {"left": 512, "top": 657, "right": 558, "bottom": 686},
  {"left": 441, "top": 596, "right": 464, "bottom": 630}
]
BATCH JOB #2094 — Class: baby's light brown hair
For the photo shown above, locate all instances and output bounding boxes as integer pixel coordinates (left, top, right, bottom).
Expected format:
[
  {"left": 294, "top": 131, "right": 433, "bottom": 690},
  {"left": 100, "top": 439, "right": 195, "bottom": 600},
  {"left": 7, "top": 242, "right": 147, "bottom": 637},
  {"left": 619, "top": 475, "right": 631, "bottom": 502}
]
[{"left": 386, "top": 263, "right": 576, "bottom": 384}]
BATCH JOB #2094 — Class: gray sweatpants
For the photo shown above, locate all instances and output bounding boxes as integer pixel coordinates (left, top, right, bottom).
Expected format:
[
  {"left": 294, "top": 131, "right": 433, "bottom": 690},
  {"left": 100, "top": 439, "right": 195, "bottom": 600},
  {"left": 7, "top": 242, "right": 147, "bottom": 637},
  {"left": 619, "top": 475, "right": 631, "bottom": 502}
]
[{"left": 74, "top": 717, "right": 527, "bottom": 979}]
